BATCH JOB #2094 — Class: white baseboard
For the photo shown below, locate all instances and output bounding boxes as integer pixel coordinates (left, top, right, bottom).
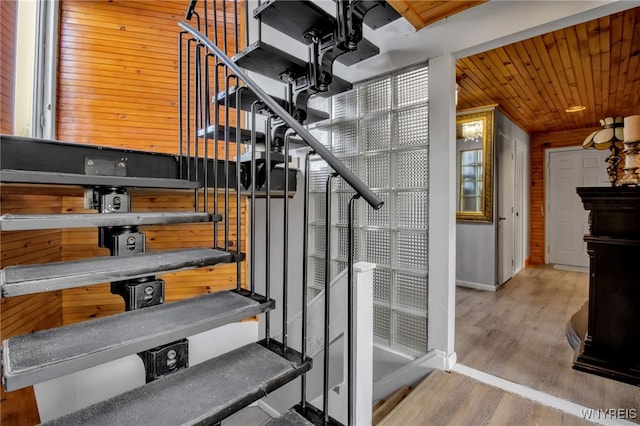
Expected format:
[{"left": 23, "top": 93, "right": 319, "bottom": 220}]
[
  {"left": 456, "top": 280, "right": 497, "bottom": 292},
  {"left": 452, "top": 364, "right": 637, "bottom": 426}
]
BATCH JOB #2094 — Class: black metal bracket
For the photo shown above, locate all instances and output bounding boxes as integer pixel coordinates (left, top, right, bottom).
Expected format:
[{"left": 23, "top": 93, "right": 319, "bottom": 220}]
[
  {"left": 111, "top": 277, "right": 165, "bottom": 310},
  {"left": 99, "top": 226, "right": 146, "bottom": 256},
  {"left": 138, "top": 339, "right": 189, "bottom": 383}
]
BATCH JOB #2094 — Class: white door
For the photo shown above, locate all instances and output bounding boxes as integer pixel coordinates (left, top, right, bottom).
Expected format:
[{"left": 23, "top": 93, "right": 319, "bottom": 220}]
[
  {"left": 547, "top": 149, "right": 609, "bottom": 267},
  {"left": 497, "top": 132, "right": 515, "bottom": 285}
]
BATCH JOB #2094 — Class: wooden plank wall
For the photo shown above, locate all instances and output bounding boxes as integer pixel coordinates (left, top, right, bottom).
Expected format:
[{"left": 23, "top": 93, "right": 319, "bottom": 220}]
[
  {"left": 1, "top": 187, "right": 64, "bottom": 426},
  {"left": 55, "top": 0, "right": 249, "bottom": 325},
  {"left": 528, "top": 127, "right": 599, "bottom": 265},
  {"left": 1, "top": 0, "right": 16, "bottom": 133},
  {"left": 0, "top": 0, "right": 246, "bottom": 422}
]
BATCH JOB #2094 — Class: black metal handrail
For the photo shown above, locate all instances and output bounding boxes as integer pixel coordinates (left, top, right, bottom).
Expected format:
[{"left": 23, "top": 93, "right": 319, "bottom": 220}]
[{"left": 178, "top": 21, "right": 383, "bottom": 211}]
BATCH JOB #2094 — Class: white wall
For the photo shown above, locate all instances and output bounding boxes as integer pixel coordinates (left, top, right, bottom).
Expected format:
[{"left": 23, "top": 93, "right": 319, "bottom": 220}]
[{"left": 455, "top": 110, "right": 530, "bottom": 289}]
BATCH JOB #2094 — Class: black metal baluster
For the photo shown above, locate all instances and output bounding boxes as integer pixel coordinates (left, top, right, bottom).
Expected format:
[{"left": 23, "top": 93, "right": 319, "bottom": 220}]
[
  {"left": 203, "top": 53, "right": 211, "bottom": 213},
  {"left": 222, "top": 0, "right": 228, "bottom": 56},
  {"left": 323, "top": 172, "right": 337, "bottom": 425},
  {"left": 202, "top": 1, "right": 211, "bottom": 211},
  {"left": 257, "top": 0, "right": 262, "bottom": 42},
  {"left": 213, "top": 61, "right": 225, "bottom": 246},
  {"left": 191, "top": 11, "right": 202, "bottom": 187},
  {"left": 235, "top": 86, "right": 247, "bottom": 291},
  {"left": 203, "top": 0, "right": 209, "bottom": 36},
  {"left": 194, "top": 43, "right": 203, "bottom": 208},
  {"left": 224, "top": 74, "right": 238, "bottom": 251},
  {"left": 212, "top": 0, "right": 219, "bottom": 244},
  {"left": 178, "top": 32, "right": 187, "bottom": 178},
  {"left": 244, "top": 0, "right": 249, "bottom": 47},
  {"left": 213, "top": 0, "right": 218, "bottom": 47},
  {"left": 186, "top": 39, "right": 195, "bottom": 180},
  {"left": 265, "top": 114, "right": 275, "bottom": 344},
  {"left": 301, "top": 149, "right": 315, "bottom": 411},
  {"left": 347, "top": 194, "right": 360, "bottom": 426},
  {"left": 282, "top": 130, "right": 293, "bottom": 354},
  {"left": 233, "top": 0, "right": 238, "bottom": 54},
  {"left": 249, "top": 101, "right": 262, "bottom": 296}
]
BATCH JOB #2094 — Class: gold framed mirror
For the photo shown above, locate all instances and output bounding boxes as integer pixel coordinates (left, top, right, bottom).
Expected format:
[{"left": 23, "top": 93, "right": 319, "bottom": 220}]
[{"left": 456, "top": 109, "right": 494, "bottom": 222}]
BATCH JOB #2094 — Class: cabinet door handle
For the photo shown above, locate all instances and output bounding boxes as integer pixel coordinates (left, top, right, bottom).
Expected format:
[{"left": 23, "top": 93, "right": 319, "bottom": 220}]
[{"left": 499, "top": 217, "right": 507, "bottom": 221}]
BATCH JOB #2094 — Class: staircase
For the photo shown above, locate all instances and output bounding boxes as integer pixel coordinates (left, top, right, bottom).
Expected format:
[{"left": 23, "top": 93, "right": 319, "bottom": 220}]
[{"left": 1, "top": 0, "right": 399, "bottom": 424}]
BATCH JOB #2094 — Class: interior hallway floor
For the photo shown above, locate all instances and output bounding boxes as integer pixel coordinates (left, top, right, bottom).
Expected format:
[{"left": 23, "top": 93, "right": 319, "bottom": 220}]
[{"left": 453, "top": 265, "right": 640, "bottom": 424}]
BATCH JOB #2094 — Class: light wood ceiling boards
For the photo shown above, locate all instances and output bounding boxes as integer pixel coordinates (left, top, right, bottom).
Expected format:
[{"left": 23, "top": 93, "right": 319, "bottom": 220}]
[
  {"left": 456, "top": 6, "right": 640, "bottom": 135},
  {"left": 388, "top": 0, "right": 487, "bottom": 30}
]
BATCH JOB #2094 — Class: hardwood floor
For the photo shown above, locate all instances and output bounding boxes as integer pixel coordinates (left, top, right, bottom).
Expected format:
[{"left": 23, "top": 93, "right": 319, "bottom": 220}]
[
  {"left": 455, "top": 265, "right": 640, "bottom": 423},
  {"left": 380, "top": 370, "right": 593, "bottom": 426}
]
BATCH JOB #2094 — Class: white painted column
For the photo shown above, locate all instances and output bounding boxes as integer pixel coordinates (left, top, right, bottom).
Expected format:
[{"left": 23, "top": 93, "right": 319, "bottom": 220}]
[
  {"left": 427, "top": 54, "right": 457, "bottom": 369},
  {"left": 352, "top": 261, "right": 374, "bottom": 426}
]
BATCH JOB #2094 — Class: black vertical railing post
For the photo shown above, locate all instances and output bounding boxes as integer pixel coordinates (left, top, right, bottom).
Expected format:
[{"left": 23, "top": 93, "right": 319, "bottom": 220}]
[
  {"left": 213, "top": 0, "right": 218, "bottom": 46},
  {"left": 249, "top": 101, "right": 261, "bottom": 296},
  {"left": 191, "top": 12, "right": 202, "bottom": 187},
  {"left": 224, "top": 74, "right": 238, "bottom": 251},
  {"left": 213, "top": 62, "right": 225, "bottom": 246},
  {"left": 265, "top": 115, "right": 276, "bottom": 344},
  {"left": 257, "top": 0, "right": 262, "bottom": 42},
  {"left": 186, "top": 39, "right": 195, "bottom": 181},
  {"left": 203, "top": 52, "right": 211, "bottom": 213},
  {"left": 178, "top": 32, "right": 187, "bottom": 178},
  {"left": 194, "top": 43, "right": 203, "bottom": 208},
  {"left": 222, "top": 0, "right": 228, "bottom": 56},
  {"left": 235, "top": 86, "right": 246, "bottom": 291},
  {"left": 347, "top": 194, "right": 360, "bottom": 426},
  {"left": 282, "top": 130, "right": 293, "bottom": 354},
  {"left": 233, "top": 0, "right": 238, "bottom": 54},
  {"left": 323, "top": 172, "right": 337, "bottom": 425},
  {"left": 203, "top": 0, "right": 209, "bottom": 37},
  {"left": 301, "top": 149, "right": 315, "bottom": 410},
  {"left": 244, "top": 0, "right": 249, "bottom": 47}
]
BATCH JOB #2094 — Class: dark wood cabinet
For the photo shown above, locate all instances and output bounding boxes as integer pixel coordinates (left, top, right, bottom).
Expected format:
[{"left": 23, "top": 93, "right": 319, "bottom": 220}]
[{"left": 570, "top": 187, "right": 640, "bottom": 386}]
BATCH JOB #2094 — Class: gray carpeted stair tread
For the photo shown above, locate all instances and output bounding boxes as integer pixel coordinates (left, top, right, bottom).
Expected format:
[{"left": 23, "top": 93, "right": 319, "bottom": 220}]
[
  {"left": 43, "top": 341, "right": 311, "bottom": 426},
  {"left": 1, "top": 169, "right": 200, "bottom": 189},
  {"left": 2, "top": 290, "right": 273, "bottom": 392},
  {"left": 0, "top": 212, "right": 220, "bottom": 231},
  {"left": 0, "top": 248, "right": 236, "bottom": 297}
]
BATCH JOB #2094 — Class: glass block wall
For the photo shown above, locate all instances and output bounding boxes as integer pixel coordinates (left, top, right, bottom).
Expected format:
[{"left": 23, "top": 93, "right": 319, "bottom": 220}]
[{"left": 306, "top": 64, "right": 429, "bottom": 357}]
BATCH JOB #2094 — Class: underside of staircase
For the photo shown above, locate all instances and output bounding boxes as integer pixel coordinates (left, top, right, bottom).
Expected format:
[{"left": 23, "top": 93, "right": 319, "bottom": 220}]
[{"left": 1, "top": 0, "right": 395, "bottom": 424}]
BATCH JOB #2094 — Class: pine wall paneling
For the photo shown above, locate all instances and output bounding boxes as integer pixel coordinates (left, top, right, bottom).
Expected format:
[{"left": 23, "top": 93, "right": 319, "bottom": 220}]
[
  {"left": 55, "top": 0, "right": 249, "bottom": 322},
  {"left": 0, "top": 0, "right": 247, "bottom": 422},
  {"left": 1, "top": 188, "right": 64, "bottom": 426}
]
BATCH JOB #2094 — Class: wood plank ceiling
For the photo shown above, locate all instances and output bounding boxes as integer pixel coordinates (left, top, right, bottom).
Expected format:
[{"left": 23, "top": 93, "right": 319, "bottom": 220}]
[
  {"left": 388, "top": 0, "right": 487, "bottom": 30},
  {"left": 391, "top": 2, "right": 640, "bottom": 135}
]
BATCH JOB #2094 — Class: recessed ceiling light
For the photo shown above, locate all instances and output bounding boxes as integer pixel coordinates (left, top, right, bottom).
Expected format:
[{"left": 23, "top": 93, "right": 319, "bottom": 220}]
[{"left": 566, "top": 105, "right": 586, "bottom": 113}]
